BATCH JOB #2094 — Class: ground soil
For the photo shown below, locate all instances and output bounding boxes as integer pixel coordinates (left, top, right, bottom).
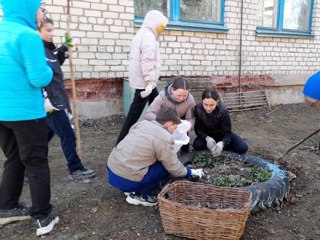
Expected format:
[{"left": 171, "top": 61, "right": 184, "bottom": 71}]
[{"left": 1, "top": 103, "right": 320, "bottom": 240}]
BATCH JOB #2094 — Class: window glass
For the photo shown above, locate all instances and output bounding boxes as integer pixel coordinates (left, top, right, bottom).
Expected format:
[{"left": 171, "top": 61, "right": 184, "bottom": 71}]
[
  {"left": 257, "top": 0, "right": 278, "bottom": 28},
  {"left": 180, "top": 0, "right": 221, "bottom": 23},
  {"left": 283, "top": 0, "right": 311, "bottom": 31},
  {"left": 134, "top": 0, "right": 168, "bottom": 18}
]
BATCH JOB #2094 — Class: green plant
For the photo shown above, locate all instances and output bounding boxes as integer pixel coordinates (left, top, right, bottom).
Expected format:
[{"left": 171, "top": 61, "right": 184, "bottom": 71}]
[
  {"left": 212, "top": 176, "right": 246, "bottom": 187},
  {"left": 192, "top": 152, "right": 223, "bottom": 167},
  {"left": 191, "top": 153, "right": 272, "bottom": 187},
  {"left": 241, "top": 165, "right": 272, "bottom": 183},
  {"left": 212, "top": 166, "right": 272, "bottom": 187}
]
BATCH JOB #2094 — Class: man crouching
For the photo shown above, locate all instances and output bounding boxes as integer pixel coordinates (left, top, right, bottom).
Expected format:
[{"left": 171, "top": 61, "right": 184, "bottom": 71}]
[{"left": 107, "top": 107, "right": 204, "bottom": 206}]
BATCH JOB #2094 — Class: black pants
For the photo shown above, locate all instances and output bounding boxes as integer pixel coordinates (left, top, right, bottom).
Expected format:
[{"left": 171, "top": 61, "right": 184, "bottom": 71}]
[
  {"left": 0, "top": 118, "right": 52, "bottom": 217},
  {"left": 116, "top": 88, "right": 158, "bottom": 145},
  {"left": 192, "top": 132, "right": 248, "bottom": 154}
]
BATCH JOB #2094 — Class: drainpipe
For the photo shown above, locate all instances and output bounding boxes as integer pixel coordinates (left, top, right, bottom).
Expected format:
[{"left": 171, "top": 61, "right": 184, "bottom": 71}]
[{"left": 238, "top": 0, "right": 244, "bottom": 93}]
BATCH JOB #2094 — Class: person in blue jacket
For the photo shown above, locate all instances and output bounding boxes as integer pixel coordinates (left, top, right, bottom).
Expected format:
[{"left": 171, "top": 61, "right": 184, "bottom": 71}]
[
  {"left": 303, "top": 72, "right": 320, "bottom": 108},
  {"left": 0, "top": 0, "right": 58, "bottom": 236}
]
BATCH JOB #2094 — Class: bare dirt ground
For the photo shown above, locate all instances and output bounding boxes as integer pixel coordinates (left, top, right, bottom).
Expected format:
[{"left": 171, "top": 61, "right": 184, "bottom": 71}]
[{"left": 1, "top": 103, "right": 320, "bottom": 240}]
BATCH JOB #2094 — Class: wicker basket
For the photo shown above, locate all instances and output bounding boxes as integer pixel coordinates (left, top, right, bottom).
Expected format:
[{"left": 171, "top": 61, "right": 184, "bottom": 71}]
[{"left": 158, "top": 181, "right": 252, "bottom": 240}]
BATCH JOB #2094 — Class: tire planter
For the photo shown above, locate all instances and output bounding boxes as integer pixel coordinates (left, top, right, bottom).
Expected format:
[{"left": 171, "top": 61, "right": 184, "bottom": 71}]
[{"left": 179, "top": 150, "right": 290, "bottom": 213}]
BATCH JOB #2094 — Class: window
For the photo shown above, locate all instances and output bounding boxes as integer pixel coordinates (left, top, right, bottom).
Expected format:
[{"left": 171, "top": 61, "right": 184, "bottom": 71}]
[
  {"left": 134, "top": 0, "right": 227, "bottom": 33},
  {"left": 256, "top": 0, "right": 314, "bottom": 38}
]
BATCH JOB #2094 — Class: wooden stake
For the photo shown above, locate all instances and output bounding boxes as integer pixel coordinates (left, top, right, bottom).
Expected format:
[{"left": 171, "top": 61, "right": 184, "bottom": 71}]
[{"left": 66, "top": 0, "right": 82, "bottom": 157}]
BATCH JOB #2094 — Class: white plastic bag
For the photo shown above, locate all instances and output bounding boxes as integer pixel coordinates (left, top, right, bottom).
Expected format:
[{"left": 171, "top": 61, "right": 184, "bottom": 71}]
[{"left": 172, "top": 126, "right": 190, "bottom": 153}]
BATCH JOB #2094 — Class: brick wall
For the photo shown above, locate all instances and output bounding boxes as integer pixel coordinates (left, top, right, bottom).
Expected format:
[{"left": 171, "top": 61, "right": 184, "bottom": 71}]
[{"left": 1, "top": 0, "right": 320, "bottom": 117}]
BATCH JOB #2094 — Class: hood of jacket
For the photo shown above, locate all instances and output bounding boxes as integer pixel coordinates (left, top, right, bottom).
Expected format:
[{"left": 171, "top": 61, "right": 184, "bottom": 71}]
[
  {"left": 1, "top": 0, "right": 40, "bottom": 30},
  {"left": 141, "top": 10, "right": 168, "bottom": 37}
]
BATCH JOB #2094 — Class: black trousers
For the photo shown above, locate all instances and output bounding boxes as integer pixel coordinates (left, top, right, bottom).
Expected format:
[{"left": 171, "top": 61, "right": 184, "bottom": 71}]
[
  {"left": 0, "top": 118, "right": 52, "bottom": 217},
  {"left": 116, "top": 87, "right": 158, "bottom": 145},
  {"left": 192, "top": 132, "right": 248, "bottom": 154}
]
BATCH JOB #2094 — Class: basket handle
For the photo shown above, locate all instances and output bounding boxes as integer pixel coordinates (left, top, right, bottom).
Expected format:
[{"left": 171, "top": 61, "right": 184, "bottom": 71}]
[{"left": 158, "top": 182, "right": 174, "bottom": 199}]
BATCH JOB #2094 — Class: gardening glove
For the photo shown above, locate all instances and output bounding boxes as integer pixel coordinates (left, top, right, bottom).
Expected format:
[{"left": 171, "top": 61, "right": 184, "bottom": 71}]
[
  {"left": 191, "top": 168, "right": 205, "bottom": 179},
  {"left": 65, "top": 109, "right": 73, "bottom": 120},
  {"left": 140, "top": 83, "right": 153, "bottom": 98},
  {"left": 176, "top": 120, "right": 192, "bottom": 133},
  {"left": 64, "top": 32, "right": 73, "bottom": 47},
  {"left": 43, "top": 90, "right": 58, "bottom": 113},
  {"left": 211, "top": 141, "right": 224, "bottom": 157},
  {"left": 206, "top": 136, "right": 216, "bottom": 151}
]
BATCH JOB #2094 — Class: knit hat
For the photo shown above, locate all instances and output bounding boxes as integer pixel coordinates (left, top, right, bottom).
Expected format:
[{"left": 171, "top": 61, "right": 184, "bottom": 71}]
[{"left": 303, "top": 72, "right": 320, "bottom": 101}]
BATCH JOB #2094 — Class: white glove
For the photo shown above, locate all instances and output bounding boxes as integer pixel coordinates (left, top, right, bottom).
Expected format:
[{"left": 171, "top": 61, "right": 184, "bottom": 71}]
[
  {"left": 191, "top": 168, "right": 205, "bottom": 179},
  {"left": 205, "top": 136, "right": 216, "bottom": 151},
  {"left": 176, "top": 120, "right": 192, "bottom": 133},
  {"left": 140, "top": 84, "right": 153, "bottom": 98},
  {"left": 211, "top": 141, "right": 224, "bottom": 157}
]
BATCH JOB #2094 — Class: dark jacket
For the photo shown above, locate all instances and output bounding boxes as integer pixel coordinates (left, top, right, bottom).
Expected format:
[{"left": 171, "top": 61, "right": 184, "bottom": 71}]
[
  {"left": 194, "top": 103, "right": 232, "bottom": 146},
  {"left": 43, "top": 41, "right": 70, "bottom": 111}
]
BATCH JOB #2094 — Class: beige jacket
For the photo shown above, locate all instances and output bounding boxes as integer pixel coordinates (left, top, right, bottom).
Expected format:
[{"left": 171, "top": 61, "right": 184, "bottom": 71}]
[
  {"left": 107, "top": 120, "right": 188, "bottom": 181},
  {"left": 128, "top": 10, "right": 168, "bottom": 90}
]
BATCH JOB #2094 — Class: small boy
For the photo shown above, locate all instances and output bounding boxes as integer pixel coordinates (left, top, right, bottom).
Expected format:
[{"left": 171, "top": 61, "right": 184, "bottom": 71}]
[
  {"left": 107, "top": 107, "right": 204, "bottom": 207},
  {"left": 38, "top": 18, "right": 95, "bottom": 180}
]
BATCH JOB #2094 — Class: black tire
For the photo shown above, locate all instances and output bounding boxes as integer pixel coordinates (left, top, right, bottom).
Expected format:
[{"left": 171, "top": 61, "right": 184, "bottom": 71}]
[{"left": 179, "top": 150, "right": 290, "bottom": 213}]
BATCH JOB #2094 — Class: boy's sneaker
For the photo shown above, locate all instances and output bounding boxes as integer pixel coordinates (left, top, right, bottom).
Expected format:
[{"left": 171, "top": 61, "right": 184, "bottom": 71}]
[
  {"left": 36, "top": 213, "right": 59, "bottom": 236},
  {"left": 0, "top": 204, "right": 31, "bottom": 225},
  {"left": 126, "top": 193, "right": 157, "bottom": 207},
  {"left": 68, "top": 169, "right": 96, "bottom": 181}
]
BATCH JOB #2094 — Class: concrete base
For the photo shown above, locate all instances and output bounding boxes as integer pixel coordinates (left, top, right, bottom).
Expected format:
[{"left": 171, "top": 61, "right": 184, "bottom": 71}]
[
  {"left": 72, "top": 100, "right": 122, "bottom": 119},
  {"left": 268, "top": 88, "right": 304, "bottom": 105}
]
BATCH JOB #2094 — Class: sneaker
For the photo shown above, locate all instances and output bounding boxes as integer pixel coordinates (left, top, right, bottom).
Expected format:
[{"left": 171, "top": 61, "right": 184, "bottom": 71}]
[
  {"left": 124, "top": 192, "right": 134, "bottom": 196},
  {"left": 0, "top": 204, "right": 31, "bottom": 225},
  {"left": 68, "top": 169, "right": 96, "bottom": 181},
  {"left": 126, "top": 193, "right": 157, "bottom": 207},
  {"left": 36, "top": 213, "right": 59, "bottom": 236}
]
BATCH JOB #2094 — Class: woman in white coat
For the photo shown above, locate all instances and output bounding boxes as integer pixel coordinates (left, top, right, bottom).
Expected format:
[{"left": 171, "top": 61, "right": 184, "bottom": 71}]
[{"left": 116, "top": 10, "right": 169, "bottom": 144}]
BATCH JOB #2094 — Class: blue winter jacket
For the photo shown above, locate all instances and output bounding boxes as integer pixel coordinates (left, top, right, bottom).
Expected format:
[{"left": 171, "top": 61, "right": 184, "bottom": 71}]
[{"left": 0, "top": 0, "right": 53, "bottom": 121}]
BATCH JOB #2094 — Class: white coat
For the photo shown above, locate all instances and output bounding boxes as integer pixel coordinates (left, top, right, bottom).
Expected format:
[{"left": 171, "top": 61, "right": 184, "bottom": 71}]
[{"left": 128, "top": 10, "right": 168, "bottom": 90}]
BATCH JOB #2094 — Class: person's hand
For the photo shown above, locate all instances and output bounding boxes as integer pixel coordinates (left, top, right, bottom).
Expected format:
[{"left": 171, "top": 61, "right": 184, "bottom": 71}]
[
  {"left": 191, "top": 168, "right": 205, "bottom": 179},
  {"left": 44, "top": 97, "right": 58, "bottom": 113},
  {"left": 206, "top": 136, "right": 216, "bottom": 151},
  {"left": 176, "top": 120, "right": 192, "bottom": 133},
  {"left": 211, "top": 141, "right": 224, "bottom": 157},
  {"left": 64, "top": 33, "right": 73, "bottom": 47},
  {"left": 140, "top": 84, "right": 153, "bottom": 98}
]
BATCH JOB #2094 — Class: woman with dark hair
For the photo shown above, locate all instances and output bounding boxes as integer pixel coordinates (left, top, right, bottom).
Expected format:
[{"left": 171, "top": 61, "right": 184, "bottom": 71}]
[
  {"left": 193, "top": 88, "right": 248, "bottom": 156},
  {"left": 145, "top": 77, "right": 195, "bottom": 153}
]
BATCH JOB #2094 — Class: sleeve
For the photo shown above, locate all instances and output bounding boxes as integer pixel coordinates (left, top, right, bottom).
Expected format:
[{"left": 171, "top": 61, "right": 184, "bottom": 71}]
[
  {"left": 194, "top": 106, "right": 208, "bottom": 140},
  {"left": 140, "top": 35, "right": 157, "bottom": 85},
  {"left": 56, "top": 44, "right": 69, "bottom": 65},
  {"left": 144, "top": 95, "right": 163, "bottom": 121},
  {"left": 155, "top": 139, "right": 189, "bottom": 178},
  {"left": 21, "top": 32, "right": 53, "bottom": 88},
  {"left": 184, "top": 95, "right": 196, "bottom": 127},
  {"left": 220, "top": 109, "right": 232, "bottom": 146}
]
